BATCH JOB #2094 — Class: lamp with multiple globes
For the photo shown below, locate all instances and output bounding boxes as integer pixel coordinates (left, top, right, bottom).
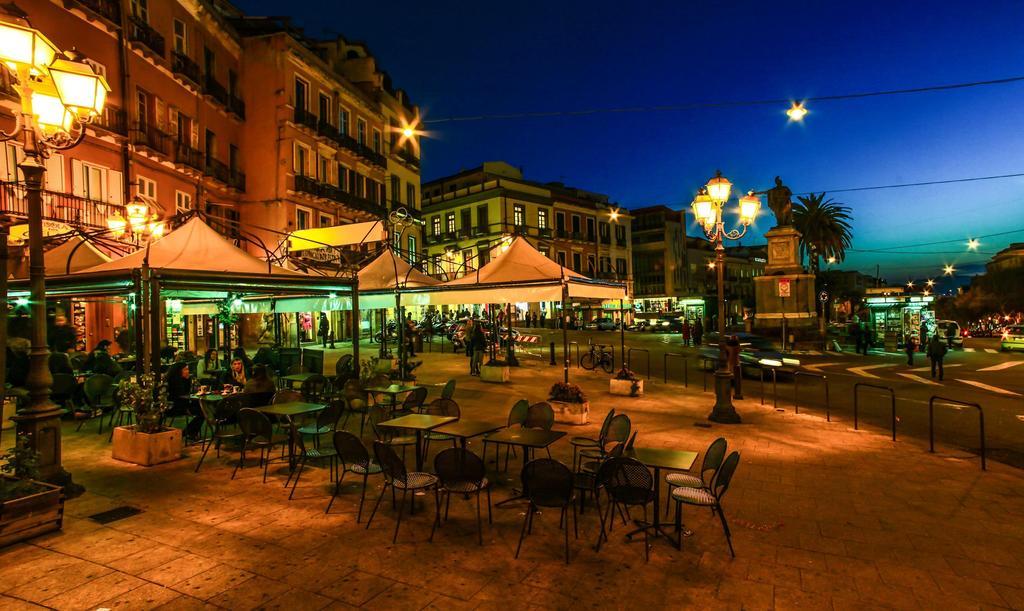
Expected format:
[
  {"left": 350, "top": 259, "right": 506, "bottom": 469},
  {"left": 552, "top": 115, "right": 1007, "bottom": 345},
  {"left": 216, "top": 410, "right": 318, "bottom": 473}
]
[
  {"left": 690, "top": 170, "right": 761, "bottom": 424},
  {"left": 0, "top": 11, "right": 109, "bottom": 487}
]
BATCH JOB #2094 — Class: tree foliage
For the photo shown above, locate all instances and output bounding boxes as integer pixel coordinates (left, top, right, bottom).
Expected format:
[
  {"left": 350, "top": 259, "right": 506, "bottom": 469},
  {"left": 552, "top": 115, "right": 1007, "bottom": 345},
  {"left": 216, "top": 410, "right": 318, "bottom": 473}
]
[
  {"left": 936, "top": 268, "right": 1024, "bottom": 321},
  {"left": 793, "top": 193, "right": 854, "bottom": 275}
]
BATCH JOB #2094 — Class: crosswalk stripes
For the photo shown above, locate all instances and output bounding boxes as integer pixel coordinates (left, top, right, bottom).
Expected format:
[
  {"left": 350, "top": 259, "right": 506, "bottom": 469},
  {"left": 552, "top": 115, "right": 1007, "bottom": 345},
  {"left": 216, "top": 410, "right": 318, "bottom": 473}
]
[
  {"left": 848, "top": 364, "right": 897, "bottom": 379},
  {"left": 985, "top": 348, "right": 999, "bottom": 353},
  {"left": 803, "top": 362, "right": 842, "bottom": 373},
  {"left": 957, "top": 379, "right": 1022, "bottom": 397},
  {"left": 977, "top": 361, "right": 1024, "bottom": 372},
  {"left": 909, "top": 364, "right": 961, "bottom": 372},
  {"left": 896, "top": 373, "right": 941, "bottom": 386},
  {"left": 963, "top": 347, "right": 975, "bottom": 352}
]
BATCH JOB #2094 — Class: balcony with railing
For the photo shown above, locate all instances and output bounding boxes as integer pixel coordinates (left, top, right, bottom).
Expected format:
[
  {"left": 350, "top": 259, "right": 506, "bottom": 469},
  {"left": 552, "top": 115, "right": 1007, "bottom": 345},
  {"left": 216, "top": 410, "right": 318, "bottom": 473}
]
[
  {"left": 173, "top": 142, "right": 204, "bottom": 171},
  {"left": 293, "top": 107, "right": 318, "bottom": 131},
  {"left": 73, "top": 0, "right": 121, "bottom": 24},
  {"left": 204, "top": 157, "right": 230, "bottom": 184},
  {"left": 131, "top": 122, "right": 170, "bottom": 156},
  {"left": 229, "top": 169, "right": 245, "bottom": 192},
  {"left": 292, "top": 175, "right": 384, "bottom": 216},
  {"left": 0, "top": 182, "right": 126, "bottom": 231},
  {"left": 616, "top": 237, "right": 627, "bottom": 247},
  {"left": 93, "top": 107, "right": 127, "bottom": 136},
  {"left": 128, "top": 16, "right": 165, "bottom": 58},
  {"left": 203, "top": 76, "right": 229, "bottom": 107},
  {"left": 395, "top": 146, "right": 420, "bottom": 169},
  {"left": 227, "top": 94, "right": 245, "bottom": 119},
  {"left": 171, "top": 52, "right": 201, "bottom": 86}
]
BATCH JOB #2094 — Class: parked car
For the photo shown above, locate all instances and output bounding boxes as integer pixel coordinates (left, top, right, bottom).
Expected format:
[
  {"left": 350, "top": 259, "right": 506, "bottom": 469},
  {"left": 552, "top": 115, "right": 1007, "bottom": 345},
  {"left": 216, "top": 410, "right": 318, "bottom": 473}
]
[
  {"left": 590, "top": 317, "right": 619, "bottom": 331},
  {"left": 935, "top": 320, "right": 963, "bottom": 348},
  {"left": 1001, "top": 325, "right": 1024, "bottom": 351}
]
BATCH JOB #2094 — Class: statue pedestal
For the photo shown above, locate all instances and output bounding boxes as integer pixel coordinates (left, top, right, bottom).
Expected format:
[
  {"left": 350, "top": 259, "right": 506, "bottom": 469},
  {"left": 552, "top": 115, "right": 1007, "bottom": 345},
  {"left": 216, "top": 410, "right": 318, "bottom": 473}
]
[{"left": 764, "top": 226, "right": 804, "bottom": 276}]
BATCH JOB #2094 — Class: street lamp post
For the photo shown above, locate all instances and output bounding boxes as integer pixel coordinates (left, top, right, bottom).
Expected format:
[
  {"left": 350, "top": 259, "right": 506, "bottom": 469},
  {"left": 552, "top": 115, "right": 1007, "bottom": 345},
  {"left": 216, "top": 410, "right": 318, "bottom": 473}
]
[
  {"left": 0, "top": 12, "right": 110, "bottom": 483},
  {"left": 692, "top": 171, "right": 760, "bottom": 424}
]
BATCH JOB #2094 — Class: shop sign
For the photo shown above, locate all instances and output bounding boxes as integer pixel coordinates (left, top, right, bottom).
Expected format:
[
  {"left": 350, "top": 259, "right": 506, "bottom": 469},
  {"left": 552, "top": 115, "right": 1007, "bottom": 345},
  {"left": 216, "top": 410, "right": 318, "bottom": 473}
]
[{"left": 777, "top": 278, "right": 791, "bottom": 297}]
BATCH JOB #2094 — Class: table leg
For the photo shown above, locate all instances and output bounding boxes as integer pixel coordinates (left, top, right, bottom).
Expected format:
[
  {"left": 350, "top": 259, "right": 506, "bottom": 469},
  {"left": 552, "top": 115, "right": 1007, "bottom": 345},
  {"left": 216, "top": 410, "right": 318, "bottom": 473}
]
[
  {"left": 415, "top": 429, "right": 424, "bottom": 471},
  {"left": 495, "top": 442, "right": 529, "bottom": 507}
]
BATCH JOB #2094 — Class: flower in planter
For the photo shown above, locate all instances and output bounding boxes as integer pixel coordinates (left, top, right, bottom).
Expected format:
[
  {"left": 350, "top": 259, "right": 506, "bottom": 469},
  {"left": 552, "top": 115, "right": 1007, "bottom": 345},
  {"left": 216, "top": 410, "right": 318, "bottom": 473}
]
[
  {"left": 614, "top": 367, "right": 639, "bottom": 381},
  {"left": 118, "top": 373, "right": 169, "bottom": 434},
  {"left": 0, "top": 434, "right": 43, "bottom": 502},
  {"left": 549, "top": 382, "right": 587, "bottom": 404},
  {"left": 485, "top": 358, "right": 509, "bottom": 367}
]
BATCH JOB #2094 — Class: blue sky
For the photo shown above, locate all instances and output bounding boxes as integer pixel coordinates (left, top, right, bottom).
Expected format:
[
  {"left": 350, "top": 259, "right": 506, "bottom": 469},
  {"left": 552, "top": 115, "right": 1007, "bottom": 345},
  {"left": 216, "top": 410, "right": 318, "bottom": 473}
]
[{"left": 239, "top": 0, "right": 1024, "bottom": 285}]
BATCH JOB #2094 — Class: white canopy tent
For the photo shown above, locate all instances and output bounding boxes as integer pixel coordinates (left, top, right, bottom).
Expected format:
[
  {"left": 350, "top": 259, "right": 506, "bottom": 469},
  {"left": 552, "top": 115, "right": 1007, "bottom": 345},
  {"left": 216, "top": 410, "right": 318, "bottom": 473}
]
[{"left": 357, "top": 248, "right": 440, "bottom": 309}]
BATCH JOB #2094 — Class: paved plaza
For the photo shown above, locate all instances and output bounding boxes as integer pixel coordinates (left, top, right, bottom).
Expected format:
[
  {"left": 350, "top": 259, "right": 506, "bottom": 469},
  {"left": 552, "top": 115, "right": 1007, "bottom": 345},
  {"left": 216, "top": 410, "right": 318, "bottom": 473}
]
[{"left": 2, "top": 351, "right": 1023, "bottom": 610}]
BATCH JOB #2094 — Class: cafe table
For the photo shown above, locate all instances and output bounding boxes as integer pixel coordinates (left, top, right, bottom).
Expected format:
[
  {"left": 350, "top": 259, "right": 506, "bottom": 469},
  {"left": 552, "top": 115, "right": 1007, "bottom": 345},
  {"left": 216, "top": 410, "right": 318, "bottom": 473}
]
[
  {"left": 483, "top": 428, "right": 566, "bottom": 506},
  {"left": 624, "top": 446, "right": 698, "bottom": 549},
  {"left": 363, "top": 383, "right": 422, "bottom": 413},
  {"left": 280, "top": 372, "right": 318, "bottom": 389},
  {"left": 256, "top": 401, "right": 326, "bottom": 469},
  {"left": 430, "top": 419, "right": 505, "bottom": 450},
  {"left": 375, "top": 413, "right": 456, "bottom": 471}
]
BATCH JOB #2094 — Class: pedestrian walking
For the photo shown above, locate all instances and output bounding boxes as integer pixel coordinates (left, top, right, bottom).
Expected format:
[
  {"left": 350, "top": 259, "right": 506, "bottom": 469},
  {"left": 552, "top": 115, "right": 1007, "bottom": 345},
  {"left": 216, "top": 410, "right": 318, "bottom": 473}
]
[
  {"left": 540, "top": 311, "right": 547, "bottom": 328},
  {"left": 904, "top": 334, "right": 917, "bottom": 366},
  {"left": 469, "top": 319, "right": 486, "bottom": 375},
  {"left": 693, "top": 319, "right": 703, "bottom": 346},
  {"left": 927, "top": 333, "right": 947, "bottom": 380},
  {"left": 682, "top": 319, "right": 691, "bottom": 347}
]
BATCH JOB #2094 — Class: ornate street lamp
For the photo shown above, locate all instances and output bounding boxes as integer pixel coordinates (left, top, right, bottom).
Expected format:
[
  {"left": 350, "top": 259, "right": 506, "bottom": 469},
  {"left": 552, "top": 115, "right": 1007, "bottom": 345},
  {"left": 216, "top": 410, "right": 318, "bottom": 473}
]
[
  {"left": 0, "top": 11, "right": 109, "bottom": 485},
  {"left": 691, "top": 170, "right": 760, "bottom": 424}
]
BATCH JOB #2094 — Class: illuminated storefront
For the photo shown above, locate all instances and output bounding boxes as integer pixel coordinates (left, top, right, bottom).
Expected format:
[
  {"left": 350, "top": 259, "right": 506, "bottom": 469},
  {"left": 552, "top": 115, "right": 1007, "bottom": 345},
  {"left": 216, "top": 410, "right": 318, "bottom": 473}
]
[{"left": 864, "top": 291, "right": 935, "bottom": 349}]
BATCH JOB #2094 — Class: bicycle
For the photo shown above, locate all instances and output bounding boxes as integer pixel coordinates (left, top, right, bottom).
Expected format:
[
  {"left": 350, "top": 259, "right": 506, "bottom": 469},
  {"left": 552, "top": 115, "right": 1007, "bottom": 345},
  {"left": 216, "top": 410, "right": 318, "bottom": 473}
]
[{"left": 580, "top": 344, "right": 614, "bottom": 373}]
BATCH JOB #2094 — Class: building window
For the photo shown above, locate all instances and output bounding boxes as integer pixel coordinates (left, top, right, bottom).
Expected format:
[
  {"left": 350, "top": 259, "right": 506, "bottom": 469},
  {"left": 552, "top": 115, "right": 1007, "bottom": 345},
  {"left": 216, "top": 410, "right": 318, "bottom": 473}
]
[
  {"left": 228, "top": 69, "right": 237, "bottom": 97},
  {"left": 538, "top": 209, "right": 548, "bottom": 229},
  {"left": 294, "top": 77, "right": 309, "bottom": 112},
  {"left": 372, "top": 129, "right": 382, "bottom": 153},
  {"left": 460, "top": 208, "right": 472, "bottom": 233},
  {"left": 616, "top": 225, "right": 626, "bottom": 240},
  {"left": 338, "top": 164, "right": 350, "bottom": 190},
  {"left": 293, "top": 143, "right": 309, "bottom": 176},
  {"left": 587, "top": 255, "right": 596, "bottom": 274},
  {"left": 203, "top": 47, "right": 214, "bottom": 77},
  {"left": 476, "top": 206, "right": 488, "bottom": 232},
  {"left": 571, "top": 215, "right": 581, "bottom": 234},
  {"left": 339, "top": 107, "right": 349, "bottom": 135},
  {"left": 408, "top": 235, "right": 417, "bottom": 263},
  {"left": 356, "top": 119, "right": 366, "bottom": 145},
  {"left": 175, "top": 190, "right": 192, "bottom": 212},
  {"left": 173, "top": 20, "right": 187, "bottom": 54},
  {"left": 135, "top": 89, "right": 149, "bottom": 128},
  {"left": 318, "top": 154, "right": 330, "bottom": 183},
  {"left": 572, "top": 252, "right": 582, "bottom": 272},
  {"left": 431, "top": 215, "right": 441, "bottom": 236},
  {"left": 130, "top": 0, "right": 148, "bottom": 22},
  {"left": 406, "top": 184, "right": 416, "bottom": 209},
  {"left": 556, "top": 251, "right": 566, "bottom": 267},
  {"left": 204, "top": 129, "right": 216, "bottom": 162},
  {"left": 137, "top": 175, "right": 156, "bottom": 198},
  {"left": 616, "top": 258, "right": 627, "bottom": 275},
  {"left": 391, "top": 176, "right": 401, "bottom": 204},
  {"left": 513, "top": 204, "right": 525, "bottom": 227},
  {"left": 81, "top": 163, "right": 105, "bottom": 201},
  {"left": 555, "top": 212, "right": 565, "bottom": 231},
  {"left": 599, "top": 222, "right": 609, "bottom": 238},
  {"left": 320, "top": 214, "right": 333, "bottom": 228},
  {"left": 296, "top": 207, "right": 311, "bottom": 230},
  {"left": 586, "top": 217, "right": 595, "bottom": 240},
  {"left": 229, "top": 144, "right": 239, "bottom": 173},
  {"left": 318, "top": 94, "right": 331, "bottom": 123},
  {"left": 446, "top": 213, "right": 456, "bottom": 234}
]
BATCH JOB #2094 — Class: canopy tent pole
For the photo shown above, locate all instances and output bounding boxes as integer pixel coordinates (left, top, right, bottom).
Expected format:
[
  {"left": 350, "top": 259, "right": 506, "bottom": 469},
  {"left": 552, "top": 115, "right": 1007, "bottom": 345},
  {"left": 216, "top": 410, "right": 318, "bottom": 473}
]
[
  {"left": 562, "top": 284, "right": 569, "bottom": 384},
  {"left": 132, "top": 270, "right": 144, "bottom": 370},
  {"left": 351, "top": 276, "right": 360, "bottom": 379},
  {"left": 396, "top": 292, "right": 405, "bottom": 379},
  {"left": 619, "top": 297, "right": 625, "bottom": 372},
  {"left": 149, "top": 275, "right": 162, "bottom": 381},
  {"left": 506, "top": 301, "right": 518, "bottom": 366}
]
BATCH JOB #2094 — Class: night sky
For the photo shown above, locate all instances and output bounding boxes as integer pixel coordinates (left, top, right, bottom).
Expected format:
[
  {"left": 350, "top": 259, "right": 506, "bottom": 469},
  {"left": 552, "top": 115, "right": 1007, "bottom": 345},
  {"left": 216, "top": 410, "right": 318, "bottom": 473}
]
[{"left": 237, "top": 0, "right": 1024, "bottom": 287}]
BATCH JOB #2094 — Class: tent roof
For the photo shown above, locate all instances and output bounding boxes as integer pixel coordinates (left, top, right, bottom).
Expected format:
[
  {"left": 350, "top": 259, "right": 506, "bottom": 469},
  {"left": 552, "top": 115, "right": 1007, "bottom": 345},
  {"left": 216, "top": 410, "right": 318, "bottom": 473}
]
[
  {"left": 446, "top": 236, "right": 585, "bottom": 285},
  {"left": 80, "top": 217, "right": 300, "bottom": 276},
  {"left": 358, "top": 248, "right": 440, "bottom": 291},
  {"left": 10, "top": 236, "right": 111, "bottom": 279}
]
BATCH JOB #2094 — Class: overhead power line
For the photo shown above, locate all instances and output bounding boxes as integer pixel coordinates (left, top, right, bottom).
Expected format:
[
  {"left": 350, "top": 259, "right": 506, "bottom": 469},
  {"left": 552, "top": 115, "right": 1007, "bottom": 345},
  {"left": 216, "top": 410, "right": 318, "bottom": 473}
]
[{"left": 422, "top": 75, "right": 1024, "bottom": 124}]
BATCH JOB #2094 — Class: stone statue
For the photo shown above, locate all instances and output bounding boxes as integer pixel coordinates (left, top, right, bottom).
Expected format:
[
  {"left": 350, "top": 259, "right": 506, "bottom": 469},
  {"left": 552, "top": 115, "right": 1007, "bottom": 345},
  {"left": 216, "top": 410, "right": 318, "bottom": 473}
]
[{"left": 766, "top": 176, "right": 793, "bottom": 226}]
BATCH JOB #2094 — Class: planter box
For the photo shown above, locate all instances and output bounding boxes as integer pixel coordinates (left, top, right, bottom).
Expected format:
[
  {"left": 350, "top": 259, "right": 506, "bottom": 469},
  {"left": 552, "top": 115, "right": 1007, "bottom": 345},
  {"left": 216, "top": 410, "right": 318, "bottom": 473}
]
[
  {"left": 480, "top": 365, "right": 510, "bottom": 384},
  {"left": 610, "top": 378, "right": 644, "bottom": 397},
  {"left": 0, "top": 477, "right": 64, "bottom": 547},
  {"left": 112, "top": 426, "right": 183, "bottom": 467},
  {"left": 550, "top": 400, "right": 590, "bottom": 425}
]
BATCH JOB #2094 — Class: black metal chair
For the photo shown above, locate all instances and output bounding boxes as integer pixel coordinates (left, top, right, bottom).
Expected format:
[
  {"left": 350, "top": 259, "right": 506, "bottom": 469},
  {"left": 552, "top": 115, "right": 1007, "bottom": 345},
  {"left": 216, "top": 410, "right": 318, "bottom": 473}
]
[
  {"left": 432, "top": 447, "right": 491, "bottom": 545},
  {"left": 515, "top": 458, "right": 577, "bottom": 565},
  {"left": 77, "top": 374, "right": 115, "bottom": 433},
  {"left": 326, "top": 431, "right": 382, "bottom": 521},
  {"left": 272, "top": 389, "right": 303, "bottom": 404},
  {"left": 50, "top": 372, "right": 78, "bottom": 410},
  {"left": 231, "top": 408, "right": 289, "bottom": 483},
  {"left": 194, "top": 395, "right": 244, "bottom": 473},
  {"left": 369, "top": 406, "right": 416, "bottom": 465},
  {"left": 522, "top": 401, "right": 554, "bottom": 431},
  {"left": 397, "top": 386, "right": 428, "bottom": 415},
  {"left": 485, "top": 399, "right": 529, "bottom": 472},
  {"left": 421, "top": 398, "right": 460, "bottom": 463},
  {"left": 287, "top": 428, "right": 339, "bottom": 500},
  {"left": 366, "top": 441, "right": 440, "bottom": 544},
  {"left": 570, "top": 408, "right": 615, "bottom": 471},
  {"left": 579, "top": 413, "right": 630, "bottom": 465},
  {"left": 595, "top": 457, "right": 656, "bottom": 562},
  {"left": 440, "top": 379, "right": 456, "bottom": 400},
  {"left": 664, "top": 437, "right": 727, "bottom": 518},
  {"left": 672, "top": 451, "right": 740, "bottom": 557},
  {"left": 339, "top": 380, "right": 371, "bottom": 436},
  {"left": 297, "top": 398, "right": 344, "bottom": 448},
  {"left": 335, "top": 354, "right": 354, "bottom": 378},
  {"left": 300, "top": 374, "right": 330, "bottom": 403}
]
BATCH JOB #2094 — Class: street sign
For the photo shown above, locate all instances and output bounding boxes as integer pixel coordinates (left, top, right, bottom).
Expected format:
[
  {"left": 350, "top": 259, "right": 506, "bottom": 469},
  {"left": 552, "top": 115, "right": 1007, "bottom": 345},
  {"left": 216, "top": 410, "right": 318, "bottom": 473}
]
[
  {"left": 777, "top": 278, "right": 791, "bottom": 297},
  {"left": 819, "top": 290, "right": 829, "bottom": 303}
]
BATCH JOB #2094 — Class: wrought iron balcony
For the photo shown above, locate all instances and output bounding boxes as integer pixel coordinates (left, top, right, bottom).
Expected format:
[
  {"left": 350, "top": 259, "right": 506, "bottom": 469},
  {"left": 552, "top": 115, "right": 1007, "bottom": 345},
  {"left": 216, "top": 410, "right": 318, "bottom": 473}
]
[
  {"left": 94, "top": 107, "right": 127, "bottom": 136},
  {"left": 229, "top": 169, "right": 246, "bottom": 192},
  {"left": 128, "top": 16, "right": 165, "bottom": 58},
  {"left": 73, "top": 0, "right": 121, "bottom": 24},
  {"left": 227, "top": 95, "right": 245, "bottom": 120},
  {"left": 293, "top": 107, "right": 318, "bottom": 131},
  {"left": 292, "top": 175, "right": 384, "bottom": 216},
  {"left": 316, "top": 119, "right": 339, "bottom": 141},
  {"left": 171, "top": 52, "right": 201, "bottom": 86},
  {"left": 131, "top": 122, "right": 170, "bottom": 156},
  {"left": 616, "top": 238, "right": 627, "bottom": 247},
  {"left": 396, "top": 146, "right": 419, "bottom": 168},
  {"left": 294, "top": 174, "right": 319, "bottom": 196},
  {"left": 0, "top": 181, "right": 126, "bottom": 232},
  {"left": 204, "top": 157, "right": 230, "bottom": 184},
  {"left": 173, "top": 142, "right": 204, "bottom": 171},
  {"left": 203, "top": 75, "right": 229, "bottom": 107}
]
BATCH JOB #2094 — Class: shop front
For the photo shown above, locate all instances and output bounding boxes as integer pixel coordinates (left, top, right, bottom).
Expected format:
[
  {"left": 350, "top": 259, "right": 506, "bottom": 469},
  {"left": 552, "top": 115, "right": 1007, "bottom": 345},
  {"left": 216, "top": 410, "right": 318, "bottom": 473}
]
[{"left": 864, "top": 291, "right": 935, "bottom": 351}]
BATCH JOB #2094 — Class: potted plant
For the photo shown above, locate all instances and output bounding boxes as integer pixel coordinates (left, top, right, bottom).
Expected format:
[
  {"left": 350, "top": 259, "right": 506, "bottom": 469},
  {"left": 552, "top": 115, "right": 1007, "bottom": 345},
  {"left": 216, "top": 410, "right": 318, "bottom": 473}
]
[
  {"left": 480, "top": 357, "right": 511, "bottom": 383},
  {"left": 610, "top": 367, "right": 644, "bottom": 397},
  {"left": 0, "top": 435, "right": 64, "bottom": 547},
  {"left": 548, "top": 382, "right": 590, "bottom": 425},
  {"left": 111, "top": 373, "right": 183, "bottom": 467}
]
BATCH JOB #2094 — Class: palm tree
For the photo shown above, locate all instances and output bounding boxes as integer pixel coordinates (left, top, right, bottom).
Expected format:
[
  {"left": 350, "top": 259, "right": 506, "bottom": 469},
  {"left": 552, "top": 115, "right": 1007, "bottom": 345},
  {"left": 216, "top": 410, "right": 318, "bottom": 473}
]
[{"left": 792, "top": 192, "right": 853, "bottom": 275}]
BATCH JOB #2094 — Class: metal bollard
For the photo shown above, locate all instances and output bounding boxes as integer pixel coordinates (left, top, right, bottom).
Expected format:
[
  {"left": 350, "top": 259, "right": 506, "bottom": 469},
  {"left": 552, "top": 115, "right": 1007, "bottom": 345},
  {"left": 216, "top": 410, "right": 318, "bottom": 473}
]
[{"left": 550, "top": 341, "right": 556, "bottom": 366}]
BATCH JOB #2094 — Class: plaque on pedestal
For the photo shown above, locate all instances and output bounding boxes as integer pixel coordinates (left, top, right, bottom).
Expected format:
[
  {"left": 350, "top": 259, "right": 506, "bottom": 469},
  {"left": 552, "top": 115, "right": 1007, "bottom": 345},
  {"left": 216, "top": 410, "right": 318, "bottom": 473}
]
[{"left": 764, "top": 226, "right": 804, "bottom": 276}]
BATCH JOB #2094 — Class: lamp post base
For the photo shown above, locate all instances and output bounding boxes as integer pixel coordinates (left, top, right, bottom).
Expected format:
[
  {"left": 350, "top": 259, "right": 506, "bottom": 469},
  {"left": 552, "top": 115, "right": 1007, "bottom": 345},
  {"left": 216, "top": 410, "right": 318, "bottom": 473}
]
[
  {"left": 708, "top": 369, "right": 742, "bottom": 424},
  {"left": 11, "top": 407, "right": 85, "bottom": 497}
]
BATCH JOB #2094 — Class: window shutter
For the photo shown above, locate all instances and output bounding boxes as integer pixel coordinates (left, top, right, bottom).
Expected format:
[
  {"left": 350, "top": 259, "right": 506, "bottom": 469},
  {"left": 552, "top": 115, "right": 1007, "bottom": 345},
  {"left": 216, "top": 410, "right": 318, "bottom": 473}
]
[
  {"left": 0, "top": 144, "right": 8, "bottom": 182},
  {"left": 190, "top": 121, "right": 199, "bottom": 149},
  {"left": 43, "top": 154, "right": 64, "bottom": 191},
  {"left": 107, "top": 170, "right": 123, "bottom": 205},
  {"left": 168, "top": 107, "right": 178, "bottom": 137},
  {"left": 71, "top": 159, "right": 85, "bottom": 197},
  {"left": 154, "top": 98, "right": 166, "bottom": 129}
]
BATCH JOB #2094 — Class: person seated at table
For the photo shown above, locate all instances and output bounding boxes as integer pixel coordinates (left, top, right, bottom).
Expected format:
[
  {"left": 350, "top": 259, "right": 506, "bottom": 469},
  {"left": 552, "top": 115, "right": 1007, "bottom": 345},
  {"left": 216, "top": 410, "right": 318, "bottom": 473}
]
[
  {"left": 159, "top": 345, "right": 178, "bottom": 363},
  {"left": 252, "top": 347, "right": 278, "bottom": 372},
  {"left": 166, "top": 361, "right": 202, "bottom": 442},
  {"left": 85, "top": 341, "right": 123, "bottom": 377},
  {"left": 49, "top": 351, "right": 74, "bottom": 375},
  {"left": 232, "top": 347, "right": 253, "bottom": 378},
  {"left": 244, "top": 364, "right": 276, "bottom": 395},
  {"left": 83, "top": 339, "right": 112, "bottom": 370},
  {"left": 199, "top": 348, "right": 220, "bottom": 376},
  {"left": 222, "top": 358, "right": 248, "bottom": 387}
]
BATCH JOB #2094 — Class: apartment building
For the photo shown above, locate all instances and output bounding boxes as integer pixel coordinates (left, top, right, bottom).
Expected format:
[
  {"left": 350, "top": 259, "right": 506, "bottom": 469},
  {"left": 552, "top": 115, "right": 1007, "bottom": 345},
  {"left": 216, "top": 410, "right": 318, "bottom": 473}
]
[{"left": 0, "top": 1, "right": 421, "bottom": 271}]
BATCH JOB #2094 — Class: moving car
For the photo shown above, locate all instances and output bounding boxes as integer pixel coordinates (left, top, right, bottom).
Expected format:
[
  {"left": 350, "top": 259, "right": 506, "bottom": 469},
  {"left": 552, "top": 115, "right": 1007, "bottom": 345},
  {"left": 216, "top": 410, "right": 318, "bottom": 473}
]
[
  {"left": 699, "top": 332, "right": 800, "bottom": 377},
  {"left": 651, "top": 316, "right": 683, "bottom": 333},
  {"left": 1002, "top": 325, "right": 1024, "bottom": 351},
  {"left": 593, "top": 317, "right": 619, "bottom": 331},
  {"left": 935, "top": 320, "right": 963, "bottom": 349}
]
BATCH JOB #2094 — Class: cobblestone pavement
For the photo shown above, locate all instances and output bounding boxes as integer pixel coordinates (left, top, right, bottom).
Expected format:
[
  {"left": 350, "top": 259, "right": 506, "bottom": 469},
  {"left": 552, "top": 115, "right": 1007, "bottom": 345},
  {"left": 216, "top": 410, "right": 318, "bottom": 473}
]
[{"left": 2, "top": 351, "right": 1023, "bottom": 610}]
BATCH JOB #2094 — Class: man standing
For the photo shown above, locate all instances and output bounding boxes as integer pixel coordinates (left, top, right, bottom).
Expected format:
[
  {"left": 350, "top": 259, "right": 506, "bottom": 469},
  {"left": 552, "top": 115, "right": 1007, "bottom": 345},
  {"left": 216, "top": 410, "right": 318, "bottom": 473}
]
[
  {"left": 904, "top": 334, "right": 917, "bottom": 366},
  {"left": 927, "top": 333, "right": 947, "bottom": 381},
  {"left": 681, "top": 319, "right": 691, "bottom": 347},
  {"left": 540, "top": 311, "right": 546, "bottom": 328},
  {"left": 693, "top": 318, "right": 704, "bottom": 347}
]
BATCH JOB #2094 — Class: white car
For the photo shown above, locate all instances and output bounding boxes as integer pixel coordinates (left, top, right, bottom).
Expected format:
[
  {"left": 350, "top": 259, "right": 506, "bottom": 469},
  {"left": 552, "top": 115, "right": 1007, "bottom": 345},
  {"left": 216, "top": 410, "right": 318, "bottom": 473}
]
[
  {"left": 935, "top": 320, "right": 963, "bottom": 348},
  {"left": 1002, "top": 325, "right": 1024, "bottom": 351}
]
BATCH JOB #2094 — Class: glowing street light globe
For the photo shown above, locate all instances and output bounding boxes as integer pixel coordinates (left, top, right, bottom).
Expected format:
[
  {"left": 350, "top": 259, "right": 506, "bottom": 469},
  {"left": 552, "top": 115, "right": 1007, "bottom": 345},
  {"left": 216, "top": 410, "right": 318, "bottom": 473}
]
[
  {"left": 29, "top": 85, "right": 74, "bottom": 133},
  {"left": 943, "top": 264, "right": 955, "bottom": 276},
  {"left": 48, "top": 51, "right": 110, "bottom": 119},
  {"left": 691, "top": 189, "right": 716, "bottom": 227},
  {"left": 738, "top": 191, "right": 760, "bottom": 225},
  {"left": 0, "top": 17, "right": 57, "bottom": 74},
  {"left": 705, "top": 170, "right": 732, "bottom": 204},
  {"left": 786, "top": 102, "right": 808, "bottom": 122}
]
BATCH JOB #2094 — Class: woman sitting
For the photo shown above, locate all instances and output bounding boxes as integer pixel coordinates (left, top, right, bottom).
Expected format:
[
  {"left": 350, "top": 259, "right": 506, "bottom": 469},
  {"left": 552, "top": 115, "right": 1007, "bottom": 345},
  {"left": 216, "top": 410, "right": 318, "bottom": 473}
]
[
  {"left": 221, "top": 358, "right": 248, "bottom": 387},
  {"left": 243, "top": 364, "right": 276, "bottom": 395}
]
